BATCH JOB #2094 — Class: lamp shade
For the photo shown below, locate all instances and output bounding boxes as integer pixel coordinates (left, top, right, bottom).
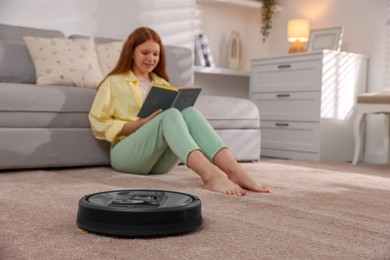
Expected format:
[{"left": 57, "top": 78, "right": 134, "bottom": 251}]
[{"left": 287, "top": 19, "right": 310, "bottom": 42}]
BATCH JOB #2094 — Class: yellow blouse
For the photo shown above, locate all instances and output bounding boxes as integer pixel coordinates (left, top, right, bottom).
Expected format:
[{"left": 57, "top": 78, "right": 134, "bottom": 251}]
[{"left": 88, "top": 70, "right": 169, "bottom": 145}]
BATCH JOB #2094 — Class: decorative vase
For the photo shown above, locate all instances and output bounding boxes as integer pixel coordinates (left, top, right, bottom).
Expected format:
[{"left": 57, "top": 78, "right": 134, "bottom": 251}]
[{"left": 227, "top": 31, "right": 241, "bottom": 70}]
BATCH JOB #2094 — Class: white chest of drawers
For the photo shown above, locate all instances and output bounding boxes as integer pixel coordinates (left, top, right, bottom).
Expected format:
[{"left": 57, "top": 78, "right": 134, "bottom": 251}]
[{"left": 250, "top": 50, "right": 368, "bottom": 161}]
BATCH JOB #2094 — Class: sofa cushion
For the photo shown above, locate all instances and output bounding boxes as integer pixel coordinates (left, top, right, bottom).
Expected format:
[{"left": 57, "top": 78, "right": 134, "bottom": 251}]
[
  {"left": 195, "top": 95, "right": 260, "bottom": 129},
  {"left": 23, "top": 37, "right": 103, "bottom": 88},
  {"left": 0, "top": 83, "right": 259, "bottom": 130},
  {"left": 69, "top": 35, "right": 193, "bottom": 87},
  {"left": 0, "top": 83, "right": 96, "bottom": 112},
  {"left": 0, "top": 23, "right": 65, "bottom": 84},
  {"left": 0, "top": 83, "right": 96, "bottom": 128},
  {"left": 0, "top": 40, "right": 36, "bottom": 83},
  {"left": 95, "top": 41, "right": 124, "bottom": 76},
  {"left": 0, "top": 111, "right": 89, "bottom": 128},
  {"left": 0, "top": 128, "right": 110, "bottom": 169}
]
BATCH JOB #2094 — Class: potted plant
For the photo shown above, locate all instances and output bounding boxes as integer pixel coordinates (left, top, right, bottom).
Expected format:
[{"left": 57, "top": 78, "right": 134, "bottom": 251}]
[{"left": 261, "top": 0, "right": 277, "bottom": 42}]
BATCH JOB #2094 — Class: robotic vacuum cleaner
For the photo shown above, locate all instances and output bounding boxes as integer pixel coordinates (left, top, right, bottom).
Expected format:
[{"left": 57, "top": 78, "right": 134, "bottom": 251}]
[{"left": 76, "top": 189, "right": 202, "bottom": 237}]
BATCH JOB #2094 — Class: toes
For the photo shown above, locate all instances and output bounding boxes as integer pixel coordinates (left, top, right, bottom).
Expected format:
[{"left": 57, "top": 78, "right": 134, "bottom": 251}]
[
  {"left": 225, "top": 189, "right": 244, "bottom": 196},
  {"left": 259, "top": 187, "right": 271, "bottom": 193}
]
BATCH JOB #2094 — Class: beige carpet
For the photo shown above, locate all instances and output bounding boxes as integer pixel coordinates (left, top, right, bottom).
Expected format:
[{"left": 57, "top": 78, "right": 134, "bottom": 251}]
[{"left": 0, "top": 160, "right": 389, "bottom": 260}]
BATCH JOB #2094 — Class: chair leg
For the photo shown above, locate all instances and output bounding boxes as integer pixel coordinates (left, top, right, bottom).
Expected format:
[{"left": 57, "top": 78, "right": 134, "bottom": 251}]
[
  {"left": 384, "top": 114, "right": 390, "bottom": 163},
  {"left": 353, "top": 111, "right": 365, "bottom": 165}
]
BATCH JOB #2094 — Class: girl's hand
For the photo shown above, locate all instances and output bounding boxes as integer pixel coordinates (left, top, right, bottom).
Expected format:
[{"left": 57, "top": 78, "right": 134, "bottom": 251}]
[
  {"left": 121, "top": 109, "right": 162, "bottom": 136},
  {"left": 141, "top": 109, "right": 162, "bottom": 123}
]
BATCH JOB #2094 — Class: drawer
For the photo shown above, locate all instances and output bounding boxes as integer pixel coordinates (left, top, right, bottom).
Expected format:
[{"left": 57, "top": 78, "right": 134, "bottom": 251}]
[
  {"left": 251, "top": 60, "right": 322, "bottom": 92},
  {"left": 250, "top": 92, "right": 320, "bottom": 121},
  {"left": 260, "top": 121, "right": 320, "bottom": 153}
]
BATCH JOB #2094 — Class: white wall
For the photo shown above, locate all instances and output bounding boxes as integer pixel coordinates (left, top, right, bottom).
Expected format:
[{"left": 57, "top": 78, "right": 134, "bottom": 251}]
[
  {"left": 0, "top": 0, "right": 197, "bottom": 48},
  {"left": 195, "top": 2, "right": 262, "bottom": 71},
  {"left": 0, "top": 0, "right": 387, "bottom": 163}
]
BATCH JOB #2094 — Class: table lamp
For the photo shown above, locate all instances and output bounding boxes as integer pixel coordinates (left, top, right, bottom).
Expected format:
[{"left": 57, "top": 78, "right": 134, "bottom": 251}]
[{"left": 287, "top": 19, "right": 310, "bottom": 54}]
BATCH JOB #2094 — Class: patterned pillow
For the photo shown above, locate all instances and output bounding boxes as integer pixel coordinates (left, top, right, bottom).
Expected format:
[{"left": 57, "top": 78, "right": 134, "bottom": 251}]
[
  {"left": 95, "top": 41, "right": 124, "bottom": 76},
  {"left": 23, "top": 36, "right": 103, "bottom": 88}
]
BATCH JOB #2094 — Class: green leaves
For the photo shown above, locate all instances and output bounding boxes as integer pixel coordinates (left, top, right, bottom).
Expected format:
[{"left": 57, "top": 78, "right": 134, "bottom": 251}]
[{"left": 261, "top": 0, "right": 276, "bottom": 42}]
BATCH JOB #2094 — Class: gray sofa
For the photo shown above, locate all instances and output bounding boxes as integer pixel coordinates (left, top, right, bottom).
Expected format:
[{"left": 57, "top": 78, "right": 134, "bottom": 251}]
[{"left": 0, "top": 23, "right": 261, "bottom": 170}]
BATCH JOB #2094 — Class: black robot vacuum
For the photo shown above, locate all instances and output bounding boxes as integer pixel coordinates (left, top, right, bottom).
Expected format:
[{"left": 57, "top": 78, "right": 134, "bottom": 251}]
[{"left": 76, "top": 189, "right": 202, "bottom": 237}]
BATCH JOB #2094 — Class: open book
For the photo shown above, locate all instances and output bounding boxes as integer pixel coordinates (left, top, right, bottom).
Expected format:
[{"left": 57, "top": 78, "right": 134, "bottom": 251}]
[{"left": 137, "top": 84, "right": 202, "bottom": 118}]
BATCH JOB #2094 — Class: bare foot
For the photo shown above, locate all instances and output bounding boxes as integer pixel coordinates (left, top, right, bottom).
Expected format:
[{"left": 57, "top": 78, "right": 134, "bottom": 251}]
[
  {"left": 187, "top": 150, "right": 246, "bottom": 196},
  {"left": 229, "top": 171, "right": 271, "bottom": 193},
  {"left": 203, "top": 172, "right": 246, "bottom": 196},
  {"left": 213, "top": 148, "right": 270, "bottom": 193}
]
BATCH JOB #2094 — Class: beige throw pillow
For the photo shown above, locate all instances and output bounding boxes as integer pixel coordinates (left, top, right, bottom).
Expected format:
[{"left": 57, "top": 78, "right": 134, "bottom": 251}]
[
  {"left": 95, "top": 41, "right": 124, "bottom": 76},
  {"left": 23, "top": 36, "right": 103, "bottom": 88}
]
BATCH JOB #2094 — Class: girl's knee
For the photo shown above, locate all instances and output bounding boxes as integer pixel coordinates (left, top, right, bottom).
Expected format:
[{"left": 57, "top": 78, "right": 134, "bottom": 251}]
[
  {"left": 159, "top": 108, "right": 187, "bottom": 130},
  {"left": 164, "top": 107, "right": 201, "bottom": 119},
  {"left": 181, "top": 106, "right": 202, "bottom": 118},
  {"left": 181, "top": 106, "right": 206, "bottom": 123},
  {"left": 182, "top": 106, "right": 198, "bottom": 113},
  {"left": 161, "top": 108, "right": 185, "bottom": 123},
  {"left": 164, "top": 107, "right": 181, "bottom": 117}
]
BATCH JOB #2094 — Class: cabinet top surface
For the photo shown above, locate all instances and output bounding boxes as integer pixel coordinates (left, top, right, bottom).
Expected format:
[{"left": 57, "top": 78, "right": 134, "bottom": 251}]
[{"left": 251, "top": 50, "right": 368, "bottom": 64}]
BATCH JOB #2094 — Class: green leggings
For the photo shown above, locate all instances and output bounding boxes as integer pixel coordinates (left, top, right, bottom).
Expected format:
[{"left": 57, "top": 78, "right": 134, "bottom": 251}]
[{"left": 110, "top": 107, "right": 226, "bottom": 174}]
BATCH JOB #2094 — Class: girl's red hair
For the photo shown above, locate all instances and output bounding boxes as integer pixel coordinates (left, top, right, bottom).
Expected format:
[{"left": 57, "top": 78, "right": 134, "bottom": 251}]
[{"left": 104, "top": 27, "right": 169, "bottom": 82}]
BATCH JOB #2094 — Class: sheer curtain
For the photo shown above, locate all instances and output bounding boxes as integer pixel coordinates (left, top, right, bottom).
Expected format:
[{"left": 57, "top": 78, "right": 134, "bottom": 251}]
[
  {"left": 385, "top": 0, "right": 390, "bottom": 90},
  {"left": 139, "top": 0, "right": 197, "bottom": 50}
]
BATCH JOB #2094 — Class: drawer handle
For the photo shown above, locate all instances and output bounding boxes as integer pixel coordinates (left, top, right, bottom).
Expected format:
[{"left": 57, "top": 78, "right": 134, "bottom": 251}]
[
  {"left": 277, "top": 64, "right": 291, "bottom": 69},
  {"left": 275, "top": 123, "right": 289, "bottom": 127},
  {"left": 276, "top": 94, "right": 290, "bottom": 98}
]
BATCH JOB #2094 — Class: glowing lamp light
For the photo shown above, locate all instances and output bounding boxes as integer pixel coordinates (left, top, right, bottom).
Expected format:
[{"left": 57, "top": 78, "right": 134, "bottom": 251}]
[{"left": 287, "top": 19, "right": 310, "bottom": 54}]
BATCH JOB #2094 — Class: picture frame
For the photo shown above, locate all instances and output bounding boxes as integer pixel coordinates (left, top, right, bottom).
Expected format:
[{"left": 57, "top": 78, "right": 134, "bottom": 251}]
[{"left": 307, "top": 27, "right": 343, "bottom": 52}]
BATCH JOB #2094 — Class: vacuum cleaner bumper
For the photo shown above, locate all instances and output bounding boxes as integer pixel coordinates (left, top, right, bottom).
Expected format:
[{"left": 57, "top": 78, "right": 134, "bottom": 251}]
[{"left": 76, "top": 190, "right": 202, "bottom": 237}]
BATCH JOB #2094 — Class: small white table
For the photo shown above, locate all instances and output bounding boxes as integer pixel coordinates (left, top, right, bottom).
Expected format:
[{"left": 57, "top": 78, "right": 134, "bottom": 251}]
[{"left": 353, "top": 92, "right": 390, "bottom": 164}]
